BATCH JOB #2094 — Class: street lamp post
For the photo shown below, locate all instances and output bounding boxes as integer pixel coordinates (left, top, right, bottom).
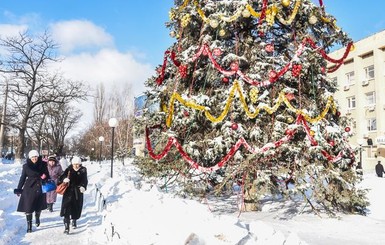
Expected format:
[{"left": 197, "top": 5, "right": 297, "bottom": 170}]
[
  {"left": 98, "top": 136, "right": 104, "bottom": 165},
  {"left": 357, "top": 139, "right": 365, "bottom": 171},
  {"left": 91, "top": 147, "right": 94, "bottom": 163},
  {"left": 108, "top": 118, "right": 118, "bottom": 178}
]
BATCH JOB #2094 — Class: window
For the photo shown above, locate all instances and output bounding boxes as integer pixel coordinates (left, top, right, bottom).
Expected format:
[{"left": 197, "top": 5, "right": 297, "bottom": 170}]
[
  {"left": 347, "top": 96, "right": 356, "bottom": 109},
  {"left": 367, "top": 118, "right": 377, "bottom": 131},
  {"left": 345, "top": 71, "right": 355, "bottom": 85},
  {"left": 364, "top": 65, "right": 374, "bottom": 80},
  {"left": 365, "top": 91, "right": 376, "bottom": 105}
]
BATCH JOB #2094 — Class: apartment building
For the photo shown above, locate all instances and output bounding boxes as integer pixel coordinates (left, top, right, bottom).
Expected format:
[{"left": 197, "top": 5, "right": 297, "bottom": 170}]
[{"left": 328, "top": 30, "right": 385, "bottom": 171}]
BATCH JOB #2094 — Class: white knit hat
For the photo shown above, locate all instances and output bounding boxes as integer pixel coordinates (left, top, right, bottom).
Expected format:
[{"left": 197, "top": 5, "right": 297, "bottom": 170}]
[
  {"left": 71, "top": 156, "right": 82, "bottom": 164},
  {"left": 28, "top": 150, "right": 39, "bottom": 159}
]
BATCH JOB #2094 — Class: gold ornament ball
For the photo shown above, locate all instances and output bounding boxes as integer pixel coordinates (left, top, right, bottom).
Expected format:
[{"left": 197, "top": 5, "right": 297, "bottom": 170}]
[
  {"left": 281, "top": 0, "right": 290, "bottom": 7},
  {"left": 242, "top": 9, "right": 251, "bottom": 18},
  {"left": 210, "top": 19, "right": 219, "bottom": 28},
  {"left": 309, "top": 15, "right": 318, "bottom": 25},
  {"left": 286, "top": 116, "right": 294, "bottom": 123},
  {"left": 219, "top": 29, "right": 226, "bottom": 37}
]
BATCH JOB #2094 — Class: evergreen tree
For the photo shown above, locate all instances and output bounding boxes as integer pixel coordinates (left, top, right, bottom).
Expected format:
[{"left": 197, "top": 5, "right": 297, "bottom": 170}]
[{"left": 137, "top": 0, "right": 368, "bottom": 214}]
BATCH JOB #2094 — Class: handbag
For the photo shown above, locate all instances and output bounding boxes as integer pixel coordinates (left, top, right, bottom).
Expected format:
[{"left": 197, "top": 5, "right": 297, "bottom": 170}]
[
  {"left": 56, "top": 171, "right": 70, "bottom": 195},
  {"left": 42, "top": 180, "right": 57, "bottom": 193}
]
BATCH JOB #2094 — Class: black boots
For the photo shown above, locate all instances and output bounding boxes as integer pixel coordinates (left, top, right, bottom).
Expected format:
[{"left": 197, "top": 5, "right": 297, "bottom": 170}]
[
  {"left": 26, "top": 213, "right": 32, "bottom": 233},
  {"left": 72, "top": 219, "right": 77, "bottom": 229},
  {"left": 64, "top": 218, "right": 70, "bottom": 234},
  {"left": 35, "top": 211, "right": 41, "bottom": 227},
  {"left": 47, "top": 203, "right": 53, "bottom": 212}
]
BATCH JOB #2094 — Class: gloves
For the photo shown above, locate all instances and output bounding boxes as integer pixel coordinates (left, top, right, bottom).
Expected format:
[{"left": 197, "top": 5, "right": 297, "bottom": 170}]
[
  {"left": 79, "top": 186, "right": 86, "bottom": 193},
  {"left": 63, "top": 178, "right": 70, "bottom": 183},
  {"left": 14, "top": 189, "right": 22, "bottom": 196}
]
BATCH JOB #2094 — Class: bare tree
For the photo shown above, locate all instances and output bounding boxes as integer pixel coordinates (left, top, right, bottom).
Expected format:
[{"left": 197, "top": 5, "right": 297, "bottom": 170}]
[
  {"left": 94, "top": 83, "right": 106, "bottom": 124},
  {"left": 0, "top": 31, "right": 89, "bottom": 161},
  {"left": 28, "top": 103, "right": 82, "bottom": 156}
]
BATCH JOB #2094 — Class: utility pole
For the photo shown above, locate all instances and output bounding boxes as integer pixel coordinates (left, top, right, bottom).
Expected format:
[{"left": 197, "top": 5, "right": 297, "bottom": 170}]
[{"left": 0, "top": 80, "right": 9, "bottom": 158}]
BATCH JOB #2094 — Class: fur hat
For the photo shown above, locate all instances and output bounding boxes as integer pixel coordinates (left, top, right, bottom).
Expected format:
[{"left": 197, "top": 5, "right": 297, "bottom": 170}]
[
  {"left": 48, "top": 155, "right": 56, "bottom": 162},
  {"left": 28, "top": 150, "right": 39, "bottom": 159},
  {"left": 71, "top": 156, "right": 82, "bottom": 164}
]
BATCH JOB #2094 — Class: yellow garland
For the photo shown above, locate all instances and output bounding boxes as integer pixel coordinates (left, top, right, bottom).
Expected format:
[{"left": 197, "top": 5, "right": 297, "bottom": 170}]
[
  {"left": 266, "top": 5, "right": 278, "bottom": 26},
  {"left": 220, "top": 6, "right": 244, "bottom": 22},
  {"left": 166, "top": 80, "right": 337, "bottom": 127},
  {"left": 276, "top": 0, "right": 301, "bottom": 25},
  {"left": 180, "top": 0, "right": 191, "bottom": 10},
  {"left": 194, "top": 0, "right": 209, "bottom": 23},
  {"left": 176, "top": 0, "right": 340, "bottom": 31},
  {"left": 246, "top": 4, "right": 261, "bottom": 18}
]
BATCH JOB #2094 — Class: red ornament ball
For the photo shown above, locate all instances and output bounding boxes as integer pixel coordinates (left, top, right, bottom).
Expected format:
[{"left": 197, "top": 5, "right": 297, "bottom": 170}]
[
  {"left": 291, "top": 64, "right": 302, "bottom": 77},
  {"left": 345, "top": 127, "right": 351, "bottom": 132},
  {"left": 230, "top": 62, "right": 239, "bottom": 71},
  {"left": 285, "top": 129, "right": 294, "bottom": 135},
  {"left": 336, "top": 111, "right": 341, "bottom": 117},
  {"left": 213, "top": 48, "right": 222, "bottom": 56},
  {"left": 183, "top": 110, "right": 189, "bottom": 117},
  {"left": 329, "top": 140, "right": 335, "bottom": 146},
  {"left": 231, "top": 123, "right": 238, "bottom": 130},
  {"left": 222, "top": 77, "right": 229, "bottom": 83},
  {"left": 265, "top": 44, "right": 274, "bottom": 52},
  {"left": 269, "top": 70, "right": 277, "bottom": 80}
]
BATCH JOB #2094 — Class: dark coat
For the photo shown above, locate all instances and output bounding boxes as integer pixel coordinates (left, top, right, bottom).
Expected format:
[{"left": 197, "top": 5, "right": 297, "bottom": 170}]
[
  {"left": 58, "top": 165, "right": 88, "bottom": 220},
  {"left": 16, "top": 157, "right": 50, "bottom": 213},
  {"left": 375, "top": 163, "right": 385, "bottom": 177}
]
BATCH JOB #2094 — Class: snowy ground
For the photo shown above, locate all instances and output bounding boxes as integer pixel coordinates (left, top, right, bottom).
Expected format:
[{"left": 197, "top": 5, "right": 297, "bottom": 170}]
[{"left": 1, "top": 158, "right": 384, "bottom": 245}]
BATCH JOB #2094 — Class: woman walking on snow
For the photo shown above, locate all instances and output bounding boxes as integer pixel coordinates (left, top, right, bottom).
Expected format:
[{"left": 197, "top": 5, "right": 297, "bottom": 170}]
[
  {"left": 58, "top": 156, "right": 88, "bottom": 234},
  {"left": 46, "top": 155, "right": 63, "bottom": 212},
  {"left": 14, "top": 150, "right": 50, "bottom": 233}
]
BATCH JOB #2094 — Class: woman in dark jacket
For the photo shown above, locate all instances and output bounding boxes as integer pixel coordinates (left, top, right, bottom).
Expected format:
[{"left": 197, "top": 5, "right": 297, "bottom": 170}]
[
  {"left": 58, "top": 156, "right": 88, "bottom": 234},
  {"left": 14, "top": 150, "right": 50, "bottom": 233}
]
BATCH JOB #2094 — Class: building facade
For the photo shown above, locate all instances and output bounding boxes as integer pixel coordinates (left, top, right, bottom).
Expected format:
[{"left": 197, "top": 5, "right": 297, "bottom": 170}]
[{"left": 328, "top": 30, "right": 385, "bottom": 171}]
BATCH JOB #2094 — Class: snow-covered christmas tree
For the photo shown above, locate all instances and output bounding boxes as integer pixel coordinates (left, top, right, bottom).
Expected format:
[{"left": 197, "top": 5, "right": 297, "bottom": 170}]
[{"left": 137, "top": 0, "right": 368, "bottom": 214}]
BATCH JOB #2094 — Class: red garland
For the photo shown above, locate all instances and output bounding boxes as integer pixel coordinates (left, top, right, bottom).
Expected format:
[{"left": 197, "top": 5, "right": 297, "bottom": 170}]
[
  {"left": 156, "top": 50, "right": 185, "bottom": 85},
  {"left": 145, "top": 115, "right": 349, "bottom": 172},
  {"left": 258, "top": 0, "right": 268, "bottom": 37},
  {"left": 155, "top": 37, "right": 352, "bottom": 86}
]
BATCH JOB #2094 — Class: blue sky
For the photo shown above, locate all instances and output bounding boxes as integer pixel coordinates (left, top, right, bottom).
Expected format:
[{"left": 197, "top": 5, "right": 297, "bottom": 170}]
[
  {"left": 0, "top": 0, "right": 174, "bottom": 64},
  {"left": 1, "top": 1, "right": 385, "bottom": 128}
]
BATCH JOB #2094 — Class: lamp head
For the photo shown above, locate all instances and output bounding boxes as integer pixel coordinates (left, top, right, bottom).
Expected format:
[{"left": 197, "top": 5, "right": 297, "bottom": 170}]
[{"left": 109, "top": 118, "right": 118, "bottom": 128}]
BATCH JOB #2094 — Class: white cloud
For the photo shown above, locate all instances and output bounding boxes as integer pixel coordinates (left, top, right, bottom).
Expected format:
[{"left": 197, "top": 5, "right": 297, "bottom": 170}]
[
  {"left": 50, "top": 20, "right": 114, "bottom": 53},
  {"left": 0, "top": 23, "right": 27, "bottom": 37},
  {"left": 54, "top": 48, "right": 154, "bottom": 130},
  {"left": 57, "top": 48, "right": 153, "bottom": 96}
]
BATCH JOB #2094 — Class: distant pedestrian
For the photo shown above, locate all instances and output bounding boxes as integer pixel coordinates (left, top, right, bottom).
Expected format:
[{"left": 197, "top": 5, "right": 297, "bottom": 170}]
[
  {"left": 14, "top": 150, "right": 50, "bottom": 233},
  {"left": 46, "top": 155, "right": 63, "bottom": 212},
  {"left": 58, "top": 156, "right": 88, "bottom": 234},
  {"left": 375, "top": 161, "right": 385, "bottom": 177}
]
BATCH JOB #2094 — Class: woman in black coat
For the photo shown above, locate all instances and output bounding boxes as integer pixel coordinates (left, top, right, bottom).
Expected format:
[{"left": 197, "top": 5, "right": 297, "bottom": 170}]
[
  {"left": 14, "top": 150, "right": 50, "bottom": 233},
  {"left": 58, "top": 156, "right": 88, "bottom": 234}
]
